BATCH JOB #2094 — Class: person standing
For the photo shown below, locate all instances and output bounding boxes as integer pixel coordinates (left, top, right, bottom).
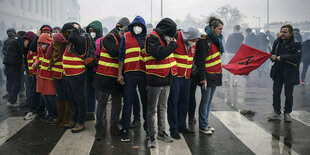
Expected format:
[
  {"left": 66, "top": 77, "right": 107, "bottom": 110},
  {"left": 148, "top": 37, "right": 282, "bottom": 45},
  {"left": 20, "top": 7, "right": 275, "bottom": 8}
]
[
  {"left": 167, "top": 27, "right": 200, "bottom": 140},
  {"left": 301, "top": 37, "right": 310, "bottom": 84},
  {"left": 195, "top": 17, "right": 224, "bottom": 135},
  {"left": 144, "top": 18, "right": 178, "bottom": 148},
  {"left": 2, "top": 28, "right": 24, "bottom": 107},
  {"left": 268, "top": 25, "right": 302, "bottom": 122},
  {"left": 92, "top": 17, "right": 130, "bottom": 140}
]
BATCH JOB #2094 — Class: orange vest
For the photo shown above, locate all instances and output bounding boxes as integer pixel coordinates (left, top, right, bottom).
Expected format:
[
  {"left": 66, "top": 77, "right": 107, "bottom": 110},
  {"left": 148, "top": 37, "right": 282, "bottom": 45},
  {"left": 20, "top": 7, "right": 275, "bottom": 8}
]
[
  {"left": 205, "top": 43, "right": 222, "bottom": 73},
  {"left": 96, "top": 34, "right": 119, "bottom": 78},
  {"left": 62, "top": 44, "right": 86, "bottom": 76},
  {"left": 123, "top": 32, "right": 145, "bottom": 73},
  {"left": 38, "top": 46, "right": 53, "bottom": 80},
  {"left": 27, "top": 51, "right": 37, "bottom": 76},
  {"left": 174, "top": 31, "right": 195, "bottom": 79},
  {"left": 144, "top": 31, "right": 177, "bottom": 77},
  {"left": 51, "top": 55, "right": 63, "bottom": 79}
]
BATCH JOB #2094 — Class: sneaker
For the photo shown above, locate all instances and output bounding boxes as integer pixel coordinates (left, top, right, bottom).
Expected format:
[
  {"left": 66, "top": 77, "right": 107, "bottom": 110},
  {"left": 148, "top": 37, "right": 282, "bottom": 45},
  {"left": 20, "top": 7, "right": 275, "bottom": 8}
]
[
  {"left": 6, "top": 101, "right": 12, "bottom": 106},
  {"left": 179, "top": 128, "right": 195, "bottom": 134},
  {"left": 199, "top": 127, "right": 212, "bottom": 135},
  {"left": 24, "top": 112, "right": 36, "bottom": 120},
  {"left": 188, "top": 117, "right": 197, "bottom": 125},
  {"left": 71, "top": 123, "right": 85, "bottom": 133},
  {"left": 121, "top": 130, "right": 130, "bottom": 142},
  {"left": 95, "top": 128, "right": 104, "bottom": 140},
  {"left": 267, "top": 112, "right": 281, "bottom": 121},
  {"left": 11, "top": 103, "right": 20, "bottom": 108},
  {"left": 170, "top": 130, "right": 181, "bottom": 140},
  {"left": 64, "top": 121, "right": 76, "bottom": 129},
  {"left": 147, "top": 135, "right": 156, "bottom": 148},
  {"left": 208, "top": 126, "right": 215, "bottom": 132},
  {"left": 301, "top": 80, "right": 307, "bottom": 85},
  {"left": 284, "top": 113, "right": 292, "bottom": 122},
  {"left": 129, "top": 120, "right": 141, "bottom": 129},
  {"left": 158, "top": 131, "right": 173, "bottom": 143}
]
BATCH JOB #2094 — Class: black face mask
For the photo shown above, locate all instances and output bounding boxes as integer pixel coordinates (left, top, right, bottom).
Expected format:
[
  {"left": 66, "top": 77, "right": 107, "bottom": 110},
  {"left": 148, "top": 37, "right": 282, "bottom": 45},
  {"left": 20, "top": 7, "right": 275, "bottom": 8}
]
[{"left": 7, "top": 32, "right": 15, "bottom": 38}]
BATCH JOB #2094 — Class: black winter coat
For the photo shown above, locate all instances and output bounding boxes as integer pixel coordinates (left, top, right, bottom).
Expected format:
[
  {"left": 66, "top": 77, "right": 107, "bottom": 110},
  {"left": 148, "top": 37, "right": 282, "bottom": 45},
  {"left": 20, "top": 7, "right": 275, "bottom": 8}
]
[
  {"left": 2, "top": 34, "right": 24, "bottom": 66},
  {"left": 270, "top": 37, "right": 302, "bottom": 85}
]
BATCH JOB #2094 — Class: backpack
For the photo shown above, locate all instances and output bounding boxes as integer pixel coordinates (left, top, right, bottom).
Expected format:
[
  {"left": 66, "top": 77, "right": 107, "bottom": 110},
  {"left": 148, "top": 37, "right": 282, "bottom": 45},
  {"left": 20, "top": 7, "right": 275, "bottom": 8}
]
[{"left": 70, "top": 32, "right": 98, "bottom": 68}]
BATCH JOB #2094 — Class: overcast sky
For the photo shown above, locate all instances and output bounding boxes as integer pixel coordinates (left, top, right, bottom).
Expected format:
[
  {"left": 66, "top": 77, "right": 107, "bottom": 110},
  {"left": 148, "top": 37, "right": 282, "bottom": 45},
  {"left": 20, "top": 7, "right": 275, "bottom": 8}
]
[{"left": 78, "top": 0, "right": 310, "bottom": 28}]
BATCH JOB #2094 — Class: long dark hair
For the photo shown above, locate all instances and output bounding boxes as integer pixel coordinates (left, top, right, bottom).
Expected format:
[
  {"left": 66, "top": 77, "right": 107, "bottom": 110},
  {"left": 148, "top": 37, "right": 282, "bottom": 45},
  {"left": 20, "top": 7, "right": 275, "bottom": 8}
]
[{"left": 208, "top": 16, "right": 224, "bottom": 28}]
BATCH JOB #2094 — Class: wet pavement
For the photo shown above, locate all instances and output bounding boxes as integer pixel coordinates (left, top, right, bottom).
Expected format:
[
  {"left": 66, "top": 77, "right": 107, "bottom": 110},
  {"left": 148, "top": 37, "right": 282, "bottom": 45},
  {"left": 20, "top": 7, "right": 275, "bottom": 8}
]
[{"left": 0, "top": 69, "right": 310, "bottom": 155}]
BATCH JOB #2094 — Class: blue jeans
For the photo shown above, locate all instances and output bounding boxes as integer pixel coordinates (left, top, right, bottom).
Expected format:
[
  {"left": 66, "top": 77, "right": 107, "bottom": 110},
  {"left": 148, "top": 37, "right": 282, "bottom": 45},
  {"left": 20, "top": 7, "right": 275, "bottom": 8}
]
[
  {"left": 168, "top": 77, "right": 191, "bottom": 132},
  {"left": 42, "top": 95, "right": 57, "bottom": 119},
  {"left": 199, "top": 86, "right": 216, "bottom": 129},
  {"left": 273, "top": 74, "right": 294, "bottom": 114}
]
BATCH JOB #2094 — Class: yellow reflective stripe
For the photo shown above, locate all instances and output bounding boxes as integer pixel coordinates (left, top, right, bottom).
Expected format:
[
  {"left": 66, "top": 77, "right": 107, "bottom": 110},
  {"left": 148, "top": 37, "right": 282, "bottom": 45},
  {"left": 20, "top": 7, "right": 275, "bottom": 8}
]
[
  {"left": 33, "top": 56, "right": 37, "bottom": 59},
  {"left": 125, "top": 47, "right": 140, "bottom": 54},
  {"left": 176, "top": 63, "right": 193, "bottom": 69},
  {"left": 63, "top": 56, "right": 83, "bottom": 61},
  {"left": 62, "top": 64, "right": 85, "bottom": 68},
  {"left": 205, "top": 59, "right": 221, "bottom": 67},
  {"left": 100, "top": 52, "right": 118, "bottom": 59},
  {"left": 42, "top": 59, "right": 50, "bottom": 63},
  {"left": 146, "top": 61, "right": 177, "bottom": 69},
  {"left": 40, "top": 66, "right": 50, "bottom": 71},
  {"left": 174, "top": 53, "right": 194, "bottom": 61},
  {"left": 28, "top": 67, "right": 33, "bottom": 70},
  {"left": 54, "top": 62, "right": 62, "bottom": 65},
  {"left": 39, "top": 57, "right": 43, "bottom": 61},
  {"left": 52, "top": 67, "right": 63, "bottom": 72},
  {"left": 144, "top": 53, "right": 174, "bottom": 61},
  {"left": 124, "top": 56, "right": 144, "bottom": 64},
  {"left": 206, "top": 52, "right": 220, "bottom": 61},
  {"left": 98, "top": 61, "right": 118, "bottom": 68},
  {"left": 27, "top": 60, "right": 33, "bottom": 63}
]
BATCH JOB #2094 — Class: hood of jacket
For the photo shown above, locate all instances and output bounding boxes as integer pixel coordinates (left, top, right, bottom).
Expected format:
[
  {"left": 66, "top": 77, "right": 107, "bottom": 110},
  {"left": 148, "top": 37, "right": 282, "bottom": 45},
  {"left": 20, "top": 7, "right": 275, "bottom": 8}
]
[
  {"left": 154, "top": 18, "right": 177, "bottom": 37},
  {"left": 128, "top": 16, "right": 147, "bottom": 37},
  {"left": 23, "top": 31, "right": 36, "bottom": 42},
  {"left": 181, "top": 27, "right": 200, "bottom": 41},
  {"left": 7, "top": 28, "right": 17, "bottom": 38},
  {"left": 38, "top": 33, "right": 53, "bottom": 44},
  {"left": 53, "top": 33, "right": 67, "bottom": 44},
  {"left": 86, "top": 20, "right": 103, "bottom": 40}
]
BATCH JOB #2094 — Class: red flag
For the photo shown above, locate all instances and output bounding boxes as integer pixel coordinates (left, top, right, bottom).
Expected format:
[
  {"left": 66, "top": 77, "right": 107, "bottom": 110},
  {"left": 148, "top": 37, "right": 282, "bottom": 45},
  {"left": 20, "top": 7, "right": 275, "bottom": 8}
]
[{"left": 222, "top": 44, "right": 272, "bottom": 75}]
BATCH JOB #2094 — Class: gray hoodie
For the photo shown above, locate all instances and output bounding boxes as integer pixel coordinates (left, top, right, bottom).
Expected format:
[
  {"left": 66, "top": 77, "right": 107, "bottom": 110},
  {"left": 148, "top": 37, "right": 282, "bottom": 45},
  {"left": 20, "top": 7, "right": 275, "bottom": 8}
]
[{"left": 181, "top": 27, "right": 200, "bottom": 52}]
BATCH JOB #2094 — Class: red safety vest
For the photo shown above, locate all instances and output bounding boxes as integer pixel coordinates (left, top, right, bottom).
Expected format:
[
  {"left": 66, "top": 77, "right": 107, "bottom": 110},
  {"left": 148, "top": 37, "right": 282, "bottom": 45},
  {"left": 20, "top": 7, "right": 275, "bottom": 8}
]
[
  {"left": 38, "top": 46, "right": 53, "bottom": 79},
  {"left": 123, "top": 32, "right": 145, "bottom": 73},
  {"left": 205, "top": 43, "right": 222, "bottom": 73},
  {"left": 96, "top": 34, "right": 119, "bottom": 78},
  {"left": 26, "top": 51, "right": 37, "bottom": 76},
  {"left": 174, "top": 31, "right": 196, "bottom": 79},
  {"left": 51, "top": 55, "right": 63, "bottom": 79},
  {"left": 144, "top": 31, "right": 177, "bottom": 77},
  {"left": 62, "top": 44, "right": 86, "bottom": 76}
]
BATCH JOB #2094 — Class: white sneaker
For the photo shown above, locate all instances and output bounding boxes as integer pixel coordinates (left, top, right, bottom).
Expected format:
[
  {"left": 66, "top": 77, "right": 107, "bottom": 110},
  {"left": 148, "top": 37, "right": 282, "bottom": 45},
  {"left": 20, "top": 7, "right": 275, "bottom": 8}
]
[
  {"left": 208, "top": 126, "right": 215, "bottom": 132},
  {"left": 24, "top": 112, "right": 36, "bottom": 120},
  {"left": 11, "top": 103, "right": 20, "bottom": 107},
  {"left": 284, "top": 113, "right": 292, "bottom": 122},
  {"left": 6, "top": 101, "right": 12, "bottom": 106},
  {"left": 267, "top": 112, "right": 281, "bottom": 121},
  {"left": 199, "top": 127, "right": 212, "bottom": 135}
]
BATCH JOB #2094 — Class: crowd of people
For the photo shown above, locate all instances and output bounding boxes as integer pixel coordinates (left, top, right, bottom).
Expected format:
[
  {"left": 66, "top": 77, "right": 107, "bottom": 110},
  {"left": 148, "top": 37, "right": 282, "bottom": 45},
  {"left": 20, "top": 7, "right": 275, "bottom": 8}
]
[{"left": 1, "top": 15, "right": 309, "bottom": 148}]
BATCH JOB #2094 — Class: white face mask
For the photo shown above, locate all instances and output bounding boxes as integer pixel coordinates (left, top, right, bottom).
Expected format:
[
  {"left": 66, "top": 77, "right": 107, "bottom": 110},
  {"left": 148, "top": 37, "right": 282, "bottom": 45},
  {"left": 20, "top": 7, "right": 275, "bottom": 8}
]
[
  {"left": 41, "top": 44, "right": 48, "bottom": 49},
  {"left": 90, "top": 32, "right": 96, "bottom": 39},
  {"left": 133, "top": 26, "right": 143, "bottom": 35},
  {"left": 164, "top": 36, "right": 171, "bottom": 42},
  {"left": 187, "top": 41, "right": 196, "bottom": 47}
]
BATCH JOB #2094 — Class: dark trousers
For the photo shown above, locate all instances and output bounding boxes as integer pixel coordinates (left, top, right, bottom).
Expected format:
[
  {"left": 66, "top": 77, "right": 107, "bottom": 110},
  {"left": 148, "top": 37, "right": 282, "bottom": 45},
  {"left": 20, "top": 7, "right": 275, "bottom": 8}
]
[
  {"left": 54, "top": 79, "right": 69, "bottom": 102},
  {"left": 30, "top": 75, "right": 44, "bottom": 113},
  {"left": 133, "top": 91, "right": 141, "bottom": 122},
  {"left": 273, "top": 74, "right": 295, "bottom": 114},
  {"left": 19, "top": 66, "right": 26, "bottom": 97},
  {"left": 121, "top": 73, "right": 147, "bottom": 131},
  {"left": 168, "top": 77, "right": 191, "bottom": 132},
  {"left": 4, "top": 64, "right": 21, "bottom": 104},
  {"left": 85, "top": 68, "right": 96, "bottom": 113},
  {"left": 42, "top": 95, "right": 57, "bottom": 118},
  {"left": 66, "top": 73, "right": 87, "bottom": 124},
  {"left": 188, "top": 82, "right": 197, "bottom": 119},
  {"left": 95, "top": 89, "right": 122, "bottom": 129},
  {"left": 301, "top": 61, "right": 309, "bottom": 81},
  {"left": 25, "top": 72, "right": 32, "bottom": 106}
]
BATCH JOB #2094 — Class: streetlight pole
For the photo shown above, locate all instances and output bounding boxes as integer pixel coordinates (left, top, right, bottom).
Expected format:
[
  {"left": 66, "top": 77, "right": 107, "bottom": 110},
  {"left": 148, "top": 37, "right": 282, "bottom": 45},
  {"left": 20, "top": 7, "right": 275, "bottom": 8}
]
[
  {"left": 161, "top": 0, "right": 163, "bottom": 19},
  {"left": 253, "top": 16, "right": 261, "bottom": 28},
  {"left": 267, "top": 0, "right": 269, "bottom": 30},
  {"left": 151, "top": 0, "right": 153, "bottom": 24}
]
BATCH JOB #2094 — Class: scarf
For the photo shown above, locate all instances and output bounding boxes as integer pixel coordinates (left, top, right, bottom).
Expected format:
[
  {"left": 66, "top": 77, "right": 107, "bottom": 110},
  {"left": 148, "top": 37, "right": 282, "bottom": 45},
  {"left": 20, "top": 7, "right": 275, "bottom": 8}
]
[{"left": 204, "top": 26, "right": 224, "bottom": 54}]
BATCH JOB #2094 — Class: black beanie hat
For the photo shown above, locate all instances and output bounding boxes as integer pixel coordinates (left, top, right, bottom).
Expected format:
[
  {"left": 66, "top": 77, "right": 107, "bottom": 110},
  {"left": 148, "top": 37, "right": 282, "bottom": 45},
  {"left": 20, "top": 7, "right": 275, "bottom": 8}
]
[{"left": 62, "top": 22, "right": 74, "bottom": 33}]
